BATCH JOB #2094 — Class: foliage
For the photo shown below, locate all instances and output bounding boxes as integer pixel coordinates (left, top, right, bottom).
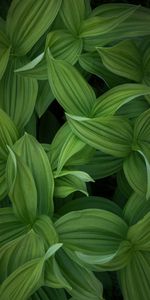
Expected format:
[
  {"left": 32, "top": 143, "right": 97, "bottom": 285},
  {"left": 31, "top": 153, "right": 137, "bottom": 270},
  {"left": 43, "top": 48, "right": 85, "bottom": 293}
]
[{"left": 0, "top": 0, "right": 150, "bottom": 299}]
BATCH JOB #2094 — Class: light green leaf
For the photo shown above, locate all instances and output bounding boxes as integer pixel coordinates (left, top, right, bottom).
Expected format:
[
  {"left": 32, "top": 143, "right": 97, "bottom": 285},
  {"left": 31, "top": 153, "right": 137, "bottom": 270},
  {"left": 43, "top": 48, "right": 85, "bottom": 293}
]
[
  {"left": 119, "top": 251, "right": 150, "bottom": 300},
  {"left": 123, "top": 192, "right": 150, "bottom": 226},
  {"left": 0, "top": 57, "right": 38, "bottom": 130},
  {"left": 10, "top": 133, "right": 54, "bottom": 216},
  {"left": 45, "top": 243, "right": 63, "bottom": 260},
  {"left": 0, "top": 257, "right": 45, "bottom": 300},
  {"left": 79, "top": 6, "right": 137, "bottom": 38},
  {"left": 67, "top": 114, "right": 133, "bottom": 158},
  {"left": 46, "top": 30, "right": 83, "bottom": 65},
  {"left": 56, "top": 249, "right": 104, "bottom": 300},
  {"left": 55, "top": 209, "right": 128, "bottom": 259},
  {"left": 6, "top": 149, "right": 37, "bottom": 224},
  {"left": 15, "top": 52, "right": 48, "bottom": 80},
  {"left": 6, "top": 0, "right": 62, "bottom": 55},
  {"left": 54, "top": 170, "right": 93, "bottom": 198},
  {"left": 59, "top": 0, "right": 86, "bottom": 34},
  {"left": 33, "top": 215, "right": 58, "bottom": 250},
  {"left": 46, "top": 49, "right": 96, "bottom": 116},
  {"left": 0, "top": 230, "right": 45, "bottom": 281},
  {"left": 36, "top": 81, "right": 54, "bottom": 118},
  {"left": 92, "top": 84, "right": 150, "bottom": 117},
  {"left": 97, "top": 40, "right": 142, "bottom": 82},
  {"left": 0, "top": 207, "right": 29, "bottom": 247}
]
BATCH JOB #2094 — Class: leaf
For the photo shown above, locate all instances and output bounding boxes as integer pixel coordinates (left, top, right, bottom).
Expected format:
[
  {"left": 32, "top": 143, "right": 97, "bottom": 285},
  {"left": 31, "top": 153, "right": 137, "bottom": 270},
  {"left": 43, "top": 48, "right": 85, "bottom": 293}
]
[
  {"left": 10, "top": 133, "right": 54, "bottom": 216},
  {"left": 97, "top": 40, "right": 142, "bottom": 82},
  {"left": 67, "top": 114, "right": 133, "bottom": 158},
  {"left": 79, "top": 6, "right": 137, "bottom": 38},
  {"left": 57, "top": 196, "right": 123, "bottom": 218},
  {"left": 55, "top": 209, "right": 128, "bottom": 261},
  {"left": 33, "top": 215, "right": 58, "bottom": 250},
  {"left": 0, "top": 56, "right": 38, "bottom": 130},
  {"left": 36, "top": 81, "right": 54, "bottom": 118},
  {"left": 54, "top": 170, "right": 93, "bottom": 198},
  {"left": 92, "top": 84, "right": 150, "bottom": 117},
  {"left": 79, "top": 52, "right": 126, "bottom": 88},
  {"left": 123, "top": 192, "right": 150, "bottom": 226},
  {"left": 30, "top": 287, "right": 67, "bottom": 300},
  {"left": 6, "top": 0, "right": 62, "bottom": 55},
  {"left": 6, "top": 149, "right": 37, "bottom": 224},
  {"left": 133, "top": 108, "right": 150, "bottom": 145},
  {"left": 56, "top": 249, "right": 104, "bottom": 300},
  {"left": 78, "top": 150, "right": 123, "bottom": 179},
  {"left": 119, "top": 251, "right": 150, "bottom": 300},
  {"left": 0, "top": 207, "right": 29, "bottom": 247},
  {"left": 83, "top": 5, "right": 150, "bottom": 51},
  {"left": 46, "top": 49, "right": 96, "bottom": 116},
  {"left": 0, "top": 230, "right": 45, "bottom": 282},
  {"left": 46, "top": 30, "right": 83, "bottom": 65},
  {"left": 0, "top": 257, "right": 45, "bottom": 300},
  {"left": 0, "top": 47, "right": 10, "bottom": 80},
  {"left": 59, "top": 0, "right": 86, "bottom": 34}
]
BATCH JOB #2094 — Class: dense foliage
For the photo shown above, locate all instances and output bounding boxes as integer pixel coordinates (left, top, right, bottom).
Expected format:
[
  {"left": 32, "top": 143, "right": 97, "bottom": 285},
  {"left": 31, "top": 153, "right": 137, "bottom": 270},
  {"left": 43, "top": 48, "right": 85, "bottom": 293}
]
[{"left": 0, "top": 1, "right": 150, "bottom": 299}]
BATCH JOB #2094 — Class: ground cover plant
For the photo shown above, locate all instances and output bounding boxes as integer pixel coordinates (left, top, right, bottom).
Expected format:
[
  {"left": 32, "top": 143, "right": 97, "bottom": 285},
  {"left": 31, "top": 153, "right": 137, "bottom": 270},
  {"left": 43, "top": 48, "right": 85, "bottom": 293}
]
[{"left": 0, "top": 0, "right": 150, "bottom": 299}]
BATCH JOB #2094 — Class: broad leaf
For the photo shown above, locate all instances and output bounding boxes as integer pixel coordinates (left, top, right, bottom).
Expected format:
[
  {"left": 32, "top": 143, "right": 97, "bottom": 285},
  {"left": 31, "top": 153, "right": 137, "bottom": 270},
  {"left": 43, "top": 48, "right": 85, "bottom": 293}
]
[
  {"left": 97, "top": 40, "right": 142, "bottom": 82},
  {"left": 36, "top": 81, "right": 54, "bottom": 118},
  {"left": 46, "top": 50, "right": 96, "bottom": 116},
  {"left": 10, "top": 133, "right": 54, "bottom": 216},
  {"left": 67, "top": 114, "right": 133, "bottom": 158},
  {"left": 92, "top": 84, "right": 150, "bottom": 117},
  {"left": 59, "top": 0, "right": 85, "bottom": 34},
  {"left": 0, "top": 57, "right": 38, "bottom": 130},
  {"left": 0, "top": 47, "right": 10, "bottom": 80},
  {"left": 6, "top": 149, "right": 37, "bottom": 224},
  {"left": 6, "top": 0, "right": 62, "bottom": 55},
  {"left": 30, "top": 287, "right": 67, "bottom": 300},
  {"left": 56, "top": 249, "right": 104, "bottom": 300}
]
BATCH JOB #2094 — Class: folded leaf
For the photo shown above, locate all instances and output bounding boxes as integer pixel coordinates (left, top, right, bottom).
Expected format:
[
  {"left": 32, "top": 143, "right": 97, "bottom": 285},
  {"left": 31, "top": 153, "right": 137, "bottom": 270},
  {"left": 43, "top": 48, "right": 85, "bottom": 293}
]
[
  {"left": 46, "top": 50, "right": 96, "bottom": 116},
  {"left": 6, "top": 149, "right": 37, "bottom": 224},
  {"left": 6, "top": 0, "right": 62, "bottom": 55},
  {"left": 36, "top": 81, "right": 54, "bottom": 118},
  {"left": 0, "top": 57, "right": 38, "bottom": 130},
  {"left": 97, "top": 40, "right": 142, "bottom": 82},
  {"left": 30, "top": 287, "right": 67, "bottom": 300},
  {"left": 92, "top": 84, "right": 150, "bottom": 117},
  {"left": 10, "top": 133, "right": 54, "bottom": 216},
  {"left": 59, "top": 0, "right": 85, "bottom": 34},
  {"left": 67, "top": 114, "right": 133, "bottom": 158}
]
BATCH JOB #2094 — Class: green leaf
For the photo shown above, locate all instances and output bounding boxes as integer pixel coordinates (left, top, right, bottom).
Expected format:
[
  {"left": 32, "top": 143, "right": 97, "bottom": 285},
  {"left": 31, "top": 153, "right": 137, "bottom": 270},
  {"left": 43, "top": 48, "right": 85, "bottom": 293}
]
[
  {"left": 59, "top": 0, "right": 85, "bottom": 34},
  {"left": 78, "top": 150, "right": 123, "bottom": 179},
  {"left": 0, "top": 57, "right": 38, "bottom": 130},
  {"left": 79, "top": 6, "right": 137, "bottom": 38},
  {"left": 54, "top": 170, "right": 93, "bottom": 198},
  {"left": 0, "top": 207, "right": 29, "bottom": 247},
  {"left": 57, "top": 196, "right": 123, "bottom": 218},
  {"left": 0, "top": 109, "right": 19, "bottom": 200},
  {"left": 123, "top": 192, "right": 150, "bottom": 226},
  {"left": 83, "top": 5, "right": 150, "bottom": 51},
  {"left": 6, "top": 0, "right": 62, "bottom": 55},
  {"left": 0, "top": 47, "right": 10, "bottom": 80},
  {"left": 30, "top": 287, "right": 67, "bottom": 300},
  {"left": 97, "top": 40, "right": 142, "bottom": 82},
  {"left": 56, "top": 249, "right": 104, "bottom": 300},
  {"left": 133, "top": 108, "right": 150, "bottom": 146},
  {"left": 67, "top": 114, "right": 133, "bottom": 158},
  {"left": 0, "top": 230, "right": 45, "bottom": 282},
  {"left": 46, "top": 30, "right": 83, "bottom": 65},
  {"left": 45, "top": 243, "right": 63, "bottom": 260},
  {"left": 79, "top": 52, "right": 126, "bottom": 88},
  {"left": 92, "top": 84, "right": 150, "bottom": 117},
  {"left": 33, "top": 215, "right": 58, "bottom": 250},
  {"left": 36, "top": 81, "right": 54, "bottom": 118},
  {"left": 0, "top": 257, "right": 45, "bottom": 300},
  {"left": 116, "top": 97, "right": 149, "bottom": 120},
  {"left": 119, "top": 251, "right": 150, "bottom": 300},
  {"left": 46, "top": 50, "right": 96, "bottom": 116},
  {"left": 6, "top": 149, "right": 37, "bottom": 224},
  {"left": 55, "top": 209, "right": 128, "bottom": 261},
  {"left": 10, "top": 133, "right": 54, "bottom": 216}
]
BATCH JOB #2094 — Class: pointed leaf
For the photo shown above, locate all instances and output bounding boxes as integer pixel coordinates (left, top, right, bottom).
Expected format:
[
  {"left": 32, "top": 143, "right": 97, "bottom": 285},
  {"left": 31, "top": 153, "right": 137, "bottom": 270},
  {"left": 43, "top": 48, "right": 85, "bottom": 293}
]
[
  {"left": 36, "top": 81, "right": 54, "bottom": 118},
  {"left": 46, "top": 50, "right": 96, "bottom": 116},
  {"left": 6, "top": 149, "right": 37, "bottom": 224},
  {"left": 6, "top": 0, "right": 62, "bottom": 55}
]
